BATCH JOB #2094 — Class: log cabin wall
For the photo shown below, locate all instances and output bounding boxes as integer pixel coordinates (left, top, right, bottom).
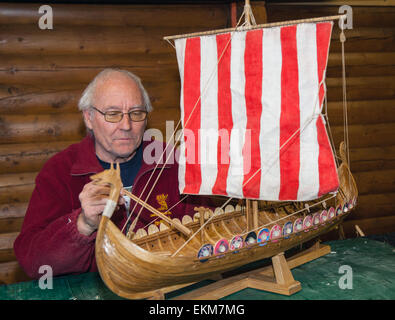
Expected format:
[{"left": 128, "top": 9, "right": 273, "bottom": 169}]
[
  {"left": 265, "top": 0, "right": 395, "bottom": 238},
  {"left": 0, "top": 1, "right": 237, "bottom": 284},
  {"left": 0, "top": 0, "right": 393, "bottom": 285}
]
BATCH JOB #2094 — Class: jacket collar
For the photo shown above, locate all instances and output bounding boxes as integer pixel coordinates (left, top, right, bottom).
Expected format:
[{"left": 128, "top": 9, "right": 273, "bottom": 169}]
[
  {"left": 70, "top": 134, "right": 172, "bottom": 176},
  {"left": 70, "top": 135, "right": 102, "bottom": 175}
]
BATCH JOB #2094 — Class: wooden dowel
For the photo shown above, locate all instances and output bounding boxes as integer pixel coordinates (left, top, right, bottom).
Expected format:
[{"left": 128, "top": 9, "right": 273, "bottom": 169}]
[
  {"left": 245, "top": 199, "right": 251, "bottom": 230},
  {"left": 252, "top": 200, "right": 259, "bottom": 230},
  {"left": 164, "top": 14, "right": 346, "bottom": 41},
  {"left": 355, "top": 224, "right": 365, "bottom": 237},
  {"left": 246, "top": 199, "right": 253, "bottom": 230},
  {"left": 199, "top": 210, "right": 205, "bottom": 243}
]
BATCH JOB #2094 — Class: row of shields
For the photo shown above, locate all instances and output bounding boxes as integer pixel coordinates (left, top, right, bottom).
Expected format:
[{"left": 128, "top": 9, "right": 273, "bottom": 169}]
[{"left": 198, "top": 198, "right": 356, "bottom": 260}]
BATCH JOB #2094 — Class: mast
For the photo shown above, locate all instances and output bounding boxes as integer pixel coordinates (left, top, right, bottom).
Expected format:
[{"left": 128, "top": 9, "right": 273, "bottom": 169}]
[{"left": 242, "top": 0, "right": 259, "bottom": 233}]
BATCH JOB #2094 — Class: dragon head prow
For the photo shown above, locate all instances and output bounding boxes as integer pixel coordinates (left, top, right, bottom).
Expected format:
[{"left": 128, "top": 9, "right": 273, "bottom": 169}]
[{"left": 90, "top": 162, "right": 123, "bottom": 203}]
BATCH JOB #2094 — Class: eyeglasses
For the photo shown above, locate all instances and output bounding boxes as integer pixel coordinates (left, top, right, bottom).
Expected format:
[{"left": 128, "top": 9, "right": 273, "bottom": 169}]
[{"left": 91, "top": 106, "right": 148, "bottom": 123}]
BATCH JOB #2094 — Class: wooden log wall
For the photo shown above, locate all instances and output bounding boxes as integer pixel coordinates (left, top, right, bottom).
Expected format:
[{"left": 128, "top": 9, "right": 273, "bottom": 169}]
[
  {"left": 0, "top": 0, "right": 394, "bottom": 285},
  {"left": 265, "top": 0, "right": 395, "bottom": 238},
  {"left": 0, "top": 2, "right": 237, "bottom": 285}
]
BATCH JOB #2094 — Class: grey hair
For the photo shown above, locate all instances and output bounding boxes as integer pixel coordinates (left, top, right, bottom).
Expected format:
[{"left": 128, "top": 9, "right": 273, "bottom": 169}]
[{"left": 78, "top": 68, "right": 153, "bottom": 113}]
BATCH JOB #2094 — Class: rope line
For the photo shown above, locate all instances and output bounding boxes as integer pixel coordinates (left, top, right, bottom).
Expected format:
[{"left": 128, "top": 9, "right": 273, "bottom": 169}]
[
  {"left": 123, "top": 12, "right": 348, "bottom": 261},
  {"left": 172, "top": 84, "right": 327, "bottom": 257},
  {"left": 122, "top": 10, "right": 248, "bottom": 234}
]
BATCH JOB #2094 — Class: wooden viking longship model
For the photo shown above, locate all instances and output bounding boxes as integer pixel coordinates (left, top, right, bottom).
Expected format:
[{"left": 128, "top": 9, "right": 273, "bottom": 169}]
[{"left": 94, "top": 2, "right": 358, "bottom": 299}]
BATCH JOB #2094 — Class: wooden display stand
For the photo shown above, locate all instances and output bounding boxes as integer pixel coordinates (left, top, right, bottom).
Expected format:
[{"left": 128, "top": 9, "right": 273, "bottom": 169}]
[{"left": 164, "top": 241, "right": 331, "bottom": 300}]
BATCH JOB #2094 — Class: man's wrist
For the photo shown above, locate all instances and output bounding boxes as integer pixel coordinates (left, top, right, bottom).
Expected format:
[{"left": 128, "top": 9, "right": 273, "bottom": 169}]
[{"left": 77, "top": 211, "right": 96, "bottom": 236}]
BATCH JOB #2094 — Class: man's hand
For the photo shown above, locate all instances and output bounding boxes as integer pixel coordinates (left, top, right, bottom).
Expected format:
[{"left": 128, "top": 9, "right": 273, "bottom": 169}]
[{"left": 77, "top": 181, "right": 125, "bottom": 236}]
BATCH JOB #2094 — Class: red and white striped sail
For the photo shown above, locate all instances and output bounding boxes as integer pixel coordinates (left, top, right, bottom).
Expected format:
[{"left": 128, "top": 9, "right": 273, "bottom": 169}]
[{"left": 174, "top": 22, "right": 339, "bottom": 201}]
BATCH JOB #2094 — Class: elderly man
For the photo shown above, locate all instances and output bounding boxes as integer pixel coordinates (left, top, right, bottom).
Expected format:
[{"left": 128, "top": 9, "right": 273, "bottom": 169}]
[{"left": 14, "top": 68, "right": 209, "bottom": 279}]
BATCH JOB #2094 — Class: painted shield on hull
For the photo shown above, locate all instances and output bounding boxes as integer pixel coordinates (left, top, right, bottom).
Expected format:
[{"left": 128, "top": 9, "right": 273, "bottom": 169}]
[
  {"left": 230, "top": 235, "right": 244, "bottom": 251},
  {"left": 320, "top": 210, "right": 328, "bottom": 224},
  {"left": 312, "top": 212, "right": 321, "bottom": 228},
  {"left": 214, "top": 239, "right": 229, "bottom": 255},
  {"left": 257, "top": 228, "right": 270, "bottom": 246},
  {"left": 197, "top": 244, "right": 213, "bottom": 261},
  {"left": 245, "top": 232, "right": 257, "bottom": 246},
  {"left": 270, "top": 224, "right": 282, "bottom": 242},
  {"left": 294, "top": 218, "right": 303, "bottom": 233},
  {"left": 282, "top": 222, "right": 293, "bottom": 239},
  {"left": 328, "top": 207, "right": 336, "bottom": 220},
  {"left": 303, "top": 215, "right": 313, "bottom": 231}
]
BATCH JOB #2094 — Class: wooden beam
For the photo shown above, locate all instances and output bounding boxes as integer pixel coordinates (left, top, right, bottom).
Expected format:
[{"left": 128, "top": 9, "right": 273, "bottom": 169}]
[
  {"left": 353, "top": 169, "right": 395, "bottom": 195},
  {"left": 0, "top": 261, "right": 31, "bottom": 285},
  {"left": 342, "top": 215, "right": 395, "bottom": 237},
  {"left": 0, "top": 3, "right": 229, "bottom": 28},
  {"left": 265, "top": 5, "right": 395, "bottom": 28},
  {"left": 0, "top": 113, "right": 84, "bottom": 144},
  {"left": 327, "top": 99, "right": 395, "bottom": 126},
  {"left": 0, "top": 140, "right": 76, "bottom": 174},
  {"left": 269, "top": 1, "right": 395, "bottom": 7},
  {"left": 0, "top": 202, "right": 28, "bottom": 219},
  {"left": 0, "top": 184, "right": 33, "bottom": 205},
  {"left": 0, "top": 232, "right": 18, "bottom": 251},
  {"left": 0, "top": 25, "right": 195, "bottom": 55},
  {"left": 0, "top": 172, "right": 36, "bottom": 189},
  {"left": 352, "top": 192, "right": 395, "bottom": 219}
]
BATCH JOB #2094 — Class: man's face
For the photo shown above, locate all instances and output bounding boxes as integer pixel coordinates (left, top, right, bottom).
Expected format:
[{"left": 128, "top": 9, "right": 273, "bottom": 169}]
[{"left": 83, "top": 73, "right": 147, "bottom": 163}]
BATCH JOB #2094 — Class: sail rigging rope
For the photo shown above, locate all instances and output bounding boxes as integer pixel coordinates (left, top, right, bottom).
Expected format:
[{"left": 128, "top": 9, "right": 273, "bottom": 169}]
[
  {"left": 122, "top": 10, "right": 249, "bottom": 235},
  {"left": 230, "top": 77, "right": 326, "bottom": 202},
  {"left": 340, "top": 17, "right": 349, "bottom": 167},
  {"left": 171, "top": 79, "right": 329, "bottom": 257},
  {"left": 339, "top": 16, "right": 352, "bottom": 189},
  {"left": 121, "top": 10, "right": 350, "bottom": 261},
  {"left": 323, "top": 84, "right": 340, "bottom": 169}
]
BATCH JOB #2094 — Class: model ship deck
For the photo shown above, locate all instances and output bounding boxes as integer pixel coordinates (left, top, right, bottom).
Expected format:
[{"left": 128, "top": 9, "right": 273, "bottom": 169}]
[{"left": 131, "top": 198, "right": 349, "bottom": 260}]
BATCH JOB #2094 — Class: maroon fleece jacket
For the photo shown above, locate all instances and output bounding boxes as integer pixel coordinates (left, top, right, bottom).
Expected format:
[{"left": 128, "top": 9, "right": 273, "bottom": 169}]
[{"left": 14, "top": 135, "right": 211, "bottom": 279}]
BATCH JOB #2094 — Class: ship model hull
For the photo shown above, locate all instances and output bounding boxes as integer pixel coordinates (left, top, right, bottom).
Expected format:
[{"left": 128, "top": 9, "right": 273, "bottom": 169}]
[{"left": 95, "top": 145, "right": 358, "bottom": 299}]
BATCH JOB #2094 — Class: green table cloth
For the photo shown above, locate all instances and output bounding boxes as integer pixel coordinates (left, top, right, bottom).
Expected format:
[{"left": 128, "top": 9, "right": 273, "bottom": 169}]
[{"left": 0, "top": 237, "right": 394, "bottom": 300}]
